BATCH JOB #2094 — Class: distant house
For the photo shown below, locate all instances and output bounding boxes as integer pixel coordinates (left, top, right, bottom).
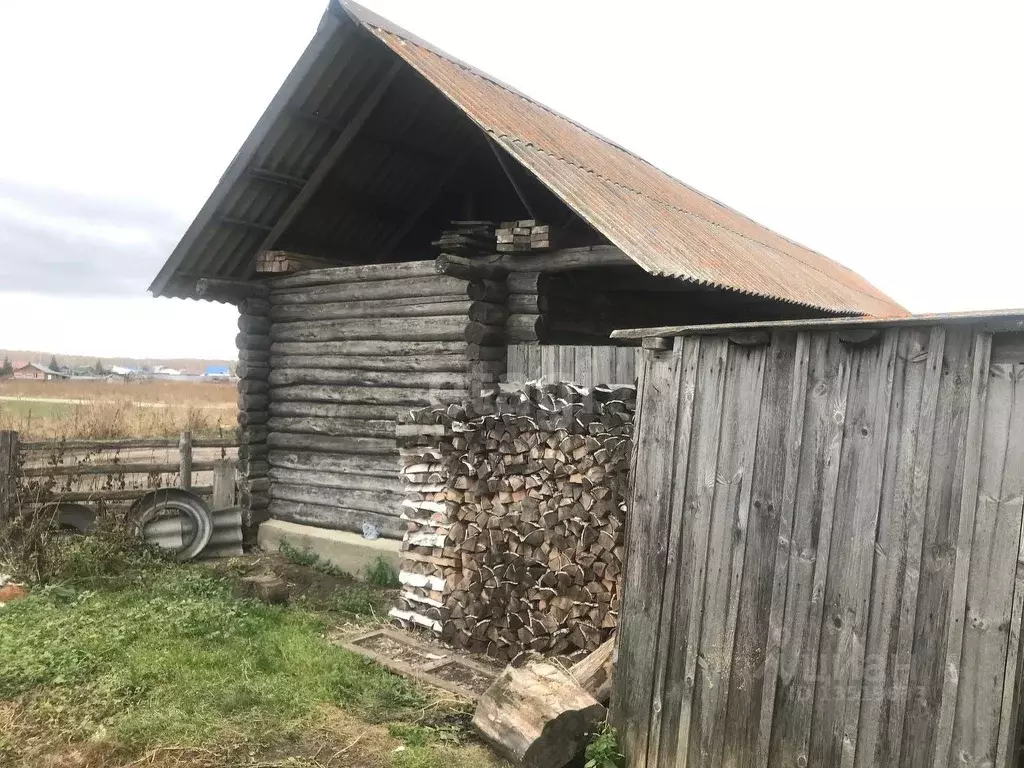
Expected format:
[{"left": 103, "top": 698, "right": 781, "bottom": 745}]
[
  {"left": 204, "top": 365, "right": 231, "bottom": 379},
  {"left": 11, "top": 362, "right": 66, "bottom": 381}
]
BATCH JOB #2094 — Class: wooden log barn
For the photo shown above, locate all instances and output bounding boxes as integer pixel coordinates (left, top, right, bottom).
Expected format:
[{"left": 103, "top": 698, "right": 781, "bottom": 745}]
[
  {"left": 612, "top": 313, "right": 1024, "bottom": 767},
  {"left": 149, "top": 0, "right": 904, "bottom": 542}
]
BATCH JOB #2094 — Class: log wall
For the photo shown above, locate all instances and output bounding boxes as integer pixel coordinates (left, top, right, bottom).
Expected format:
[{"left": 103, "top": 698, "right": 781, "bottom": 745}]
[
  {"left": 236, "top": 289, "right": 272, "bottom": 531},
  {"left": 264, "top": 262, "right": 473, "bottom": 538},
  {"left": 614, "top": 324, "right": 1024, "bottom": 768}
]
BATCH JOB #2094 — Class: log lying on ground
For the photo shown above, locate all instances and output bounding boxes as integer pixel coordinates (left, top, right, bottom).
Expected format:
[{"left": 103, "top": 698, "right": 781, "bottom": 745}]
[{"left": 473, "top": 661, "right": 605, "bottom": 768}]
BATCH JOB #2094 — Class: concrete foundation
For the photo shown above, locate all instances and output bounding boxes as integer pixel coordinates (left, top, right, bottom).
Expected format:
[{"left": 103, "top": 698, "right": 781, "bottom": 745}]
[{"left": 257, "top": 519, "right": 401, "bottom": 580}]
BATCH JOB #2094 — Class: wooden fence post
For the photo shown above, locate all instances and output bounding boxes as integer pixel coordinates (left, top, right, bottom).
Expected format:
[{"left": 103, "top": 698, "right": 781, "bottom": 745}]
[
  {"left": 211, "top": 460, "right": 236, "bottom": 510},
  {"left": 178, "top": 431, "right": 193, "bottom": 491},
  {"left": 0, "top": 430, "right": 19, "bottom": 527}
]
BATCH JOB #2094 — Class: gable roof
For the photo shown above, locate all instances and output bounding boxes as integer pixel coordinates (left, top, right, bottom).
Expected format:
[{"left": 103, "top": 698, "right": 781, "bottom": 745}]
[{"left": 150, "top": 0, "right": 905, "bottom": 318}]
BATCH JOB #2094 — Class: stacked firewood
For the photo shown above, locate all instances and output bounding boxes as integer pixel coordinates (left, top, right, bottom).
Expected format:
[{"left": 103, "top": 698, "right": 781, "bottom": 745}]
[
  {"left": 390, "top": 383, "right": 635, "bottom": 662},
  {"left": 496, "top": 220, "right": 552, "bottom": 253},
  {"left": 432, "top": 221, "right": 498, "bottom": 256},
  {"left": 254, "top": 250, "right": 334, "bottom": 274}
]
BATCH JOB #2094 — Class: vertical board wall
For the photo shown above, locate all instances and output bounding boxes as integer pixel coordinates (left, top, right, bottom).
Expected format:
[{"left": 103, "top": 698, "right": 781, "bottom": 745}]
[
  {"left": 264, "top": 262, "right": 472, "bottom": 538},
  {"left": 506, "top": 344, "right": 640, "bottom": 387},
  {"left": 614, "top": 324, "right": 1024, "bottom": 768}
]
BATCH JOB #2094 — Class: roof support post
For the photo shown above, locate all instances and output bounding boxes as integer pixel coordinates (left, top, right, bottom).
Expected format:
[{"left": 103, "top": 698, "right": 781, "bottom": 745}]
[{"left": 251, "top": 58, "right": 404, "bottom": 263}]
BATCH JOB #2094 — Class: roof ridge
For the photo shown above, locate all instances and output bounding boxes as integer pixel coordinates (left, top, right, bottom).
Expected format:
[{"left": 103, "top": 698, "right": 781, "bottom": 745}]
[{"left": 496, "top": 136, "right": 891, "bottom": 306}]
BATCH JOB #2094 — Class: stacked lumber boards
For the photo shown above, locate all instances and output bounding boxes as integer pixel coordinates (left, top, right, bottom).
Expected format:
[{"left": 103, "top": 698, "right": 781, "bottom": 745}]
[
  {"left": 432, "top": 221, "right": 497, "bottom": 256},
  {"left": 255, "top": 250, "right": 334, "bottom": 274},
  {"left": 390, "top": 382, "right": 635, "bottom": 662},
  {"left": 236, "top": 289, "right": 272, "bottom": 529},
  {"left": 264, "top": 261, "right": 473, "bottom": 539},
  {"left": 496, "top": 220, "right": 553, "bottom": 252}
]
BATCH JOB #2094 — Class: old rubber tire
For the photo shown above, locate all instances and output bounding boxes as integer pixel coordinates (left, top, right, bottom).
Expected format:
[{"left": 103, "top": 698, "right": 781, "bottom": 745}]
[{"left": 132, "top": 490, "right": 213, "bottom": 562}]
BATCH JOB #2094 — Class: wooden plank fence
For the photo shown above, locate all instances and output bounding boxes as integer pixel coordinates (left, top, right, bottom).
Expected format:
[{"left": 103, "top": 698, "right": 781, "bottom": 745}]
[
  {"left": 506, "top": 344, "right": 640, "bottom": 386},
  {"left": 615, "top": 325, "right": 1024, "bottom": 768},
  {"left": 0, "top": 430, "right": 238, "bottom": 524}
]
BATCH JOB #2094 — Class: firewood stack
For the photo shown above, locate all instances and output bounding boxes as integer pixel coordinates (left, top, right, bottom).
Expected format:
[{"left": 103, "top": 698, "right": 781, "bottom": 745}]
[
  {"left": 390, "top": 382, "right": 636, "bottom": 662},
  {"left": 255, "top": 250, "right": 333, "bottom": 274},
  {"left": 496, "top": 220, "right": 553, "bottom": 253},
  {"left": 432, "top": 221, "right": 498, "bottom": 256}
]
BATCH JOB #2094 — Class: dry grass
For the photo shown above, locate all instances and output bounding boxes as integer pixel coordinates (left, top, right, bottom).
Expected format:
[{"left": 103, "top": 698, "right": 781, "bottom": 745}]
[{"left": 0, "top": 380, "right": 236, "bottom": 440}]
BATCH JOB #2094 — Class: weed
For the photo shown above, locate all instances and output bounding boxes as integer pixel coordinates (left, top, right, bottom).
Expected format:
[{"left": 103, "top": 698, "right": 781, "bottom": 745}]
[
  {"left": 366, "top": 554, "right": 400, "bottom": 588},
  {"left": 585, "top": 722, "right": 624, "bottom": 768},
  {"left": 279, "top": 539, "right": 353, "bottom": 580}
]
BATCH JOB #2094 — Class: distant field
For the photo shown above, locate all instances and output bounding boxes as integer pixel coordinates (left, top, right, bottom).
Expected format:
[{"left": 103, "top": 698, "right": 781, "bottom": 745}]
[{"left": 0, "top": 379, "right": 236, "bottom": 440}]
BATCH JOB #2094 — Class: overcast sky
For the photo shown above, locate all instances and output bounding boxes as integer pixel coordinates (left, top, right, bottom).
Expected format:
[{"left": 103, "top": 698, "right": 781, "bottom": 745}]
[{"left": 0, "top": 0, "right": 1021, "bottom": 358}]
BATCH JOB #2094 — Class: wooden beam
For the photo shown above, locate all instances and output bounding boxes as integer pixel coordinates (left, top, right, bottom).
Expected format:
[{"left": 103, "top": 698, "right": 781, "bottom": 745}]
[
  {"left": 488, "top": 137, "right": 536, "bottom": 219},
  {"left": 434, "top": 246, "right": 633, "bottom": 277},
  {"left": 195, "top": 277, "right": 269, "bottom": 302},
  {"left": 220, "top": 216, "right": 272, "bottom": 232},
  {"left": 247, "top": 166, "right": 307, "bottom": 190},
  {"left": 253, "top": 59, "right": 403, "bottom": 260}
]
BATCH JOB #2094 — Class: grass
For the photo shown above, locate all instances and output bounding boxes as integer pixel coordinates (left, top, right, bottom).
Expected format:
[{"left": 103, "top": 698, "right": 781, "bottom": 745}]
[
  {"left": 0, "top": 379, "right": 235, "bottom": 440},
  {"left": 0, "top": 552, "right": 502, "bottom": 768}
]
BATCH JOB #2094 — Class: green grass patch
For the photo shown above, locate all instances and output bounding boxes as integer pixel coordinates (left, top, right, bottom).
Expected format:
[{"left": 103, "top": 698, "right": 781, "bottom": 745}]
[
  {"left": 0, "top": 566, "right": 425, "bottom": 753},
  {"left": 366, "top": 555, "right": 401, "bottom": 588},
  {"left": 279, "top": 538, "right": 353, "bottom": 579}
]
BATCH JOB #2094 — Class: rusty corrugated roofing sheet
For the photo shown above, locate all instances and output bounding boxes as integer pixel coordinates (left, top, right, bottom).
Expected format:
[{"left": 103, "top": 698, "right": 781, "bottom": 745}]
[{"left": 339, "top": 0, "right": 905, "bottom": 318}]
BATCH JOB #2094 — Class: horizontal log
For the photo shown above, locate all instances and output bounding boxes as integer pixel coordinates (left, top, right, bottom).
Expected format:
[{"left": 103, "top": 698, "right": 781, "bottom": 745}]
[
  {"left": 238, "top": 297, "right": 271, "bottom": 316},
  {"left": 469, "top": 301, "right": 509, "bottom": 325},
  {"left": 236, "top": 332, "right": 271, "bottom": 352},
  {"left": 267, "top": 416, "right": 395, "bottom": 438},
  {"left": 238, "top": 349, "right": 270, "bottom": 364},
  {"left": 441, "top": 247, "right": 631, "bottom": 275},
  {"left": 271, "top": 316, "right": 467, "bottom": 343},
  {"left": 269, "top": 402, "right": 408, "bottom": 421},
  {"left": 238, "top": 315, "right": 271, "bottom": 335},
  {"left": 468, "top": 280, "right": 509, "bottom": 303},
  {"left": 270, "top": 385, "right": 466, "bottom": 406},
  {"left": 269, "top": 467, "right": 403, "bottom": 494},
  {"left": 239, "top": 393, "right": 269, "bottom": 411},
  {"left": 236, "top": 362, "right": 270, "bottom": 380},
  {"left": 269, "top": 368, "right": 469, "bottom": 390},
  {"left": 508, "top": 294, "right": 545, "bottom": 314},
  {"left": 238, "top": 442, "right": 269, "bottom": 460},
  {"left": 243, "top": 477, "right": 270, "bottom": 494},
  {"left": 269, "top": 340, "right": 468, "bottom": 358},
  {"left": 239, "top": 460, "right": 269, "bottom": 477},
  {"left": 466, "top": 344, "right": 507, "bottom": 361},
  {"left": 506, "top": 314, "right": 546, "bottom": 343},
  {"left": 271, "top": 482, "right": 401, "bottom": 514},
  {"left": 244, "top": 490, "right": 270, "bottom": 511},
  {"left": 268, "top": 259, "right": 439, "bottom": 290},
  {"left": 267, "top": 431, "right": 397, "bottom": 455},
  {"left": 269, "top": 354, "right": 467, "bottom": 373},
  {"left": 237, "top": 411, "right": 268, "bottom": 427},
  {"left": 268, "top": 499, "right": 404, "bottom": 539},
  {"left": 506, "top": 272, "right": 542, "bottom": 294},
  {"left": 237, "top": 379, "right": 269, "bottom": 395},
  {"left": 271, "top": 275, "right": 467, "bottom": 305},
  {"left": 20, "top": 460, "right": 223, "bottom": 478},
  {"left": 465, "top": 322, "right": 504, "bottom": 345},
  {"left": 197, "top": 277, "right": 268, "bottom": 301},
  {"left": 238, "top": 425, "right": 269, "bottom": 444},
  {"left": 268, "top": 450, "right": 399, "bottom": 478},
  {"left": 269, "top": 298, "right": 471, "bottom": 323}
]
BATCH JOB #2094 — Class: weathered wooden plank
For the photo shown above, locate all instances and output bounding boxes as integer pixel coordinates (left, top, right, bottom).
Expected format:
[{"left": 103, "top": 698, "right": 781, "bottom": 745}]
[
  {"left": 853, "top": 328, "right": 930, "bottom": 767},
  {"left": 722, "top": 331, "right": 800, "bottom": 767},
  {"left": 591, "top": 346, "right": 615, "bottom": 387},
  {"left": 900, "top": 327, "right": 974, "bottom": 768},
  {"left": 949, "top": 346, "right": 1024, "bottom": 767},
  {"left": 268, "top": 368, "right": 468, "bottom": 390},
  {"left": 655, "top": 336, "right": 729, "bottom": 768},
  {"left": 265, "top": 432, "right": 396, "bottom": 456},
  {"left": 575, "top": 346, "right": 594, "bottom": 387},
  {"left": 267, "top": 416, "right": 395, "bottom": 438},
  {"left": 769, "top": 333, "right": 853, "bottom": 766},
  {"left": 269, "top": 385, "right": 466, "bottom": 406},
  {"left": 270, "top": 340, "right": 467, "bottom": 357},
  {"left": 270, "top": 482, "right": 401, "bottom": 514},
  {"left": 754, "top": 331, "right": 812, "bottom": 765},
  {"left": 640, "top": 337, "right": 699, "bottom": 767},
  {"left": 526, "top": 345, "right": 542, "bottom": 382},
  {"left": 268, "top": 467, "right": 403, "bottom": 495},
  {"left": 268, "top": 498, "right": 404, "bottom": 539},
  {"left": 541, "top": 346, "right": 559, "bottom": 384},
  {"left": 612, "top": 343, "right": 682, "bottom": 767},
  {"left": 687, "top": 341, "right": 767, "bottom": 768},
  {"left": 269, "top": 402, "right": 407, "bottom": 421},
  {"left": 614, "top": 346, "right": 637, "bottom": 384},
  {"left": 506, "top": 344, "right": 529, "bottom": 383},
  {"left": 268, "top": 298, "right": 471, "bottom": 323},
  {"left": 0, "top": 431, "right": 18, "bottom": 527},
  {"left": 809, "top": 330, "right": 898, "bottom": 767},
  {"left": 270, "top": 275, "right": 467, "bottom": 305},
  {"left": 268, "top": 259, "right": 438, "bottom": 289},
  {"left": 267, "top": 450, "right": 398, "bottom": 478}
]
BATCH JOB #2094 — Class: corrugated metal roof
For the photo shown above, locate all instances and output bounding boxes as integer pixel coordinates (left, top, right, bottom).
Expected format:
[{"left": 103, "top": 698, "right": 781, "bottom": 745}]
[
  {"left": 151, "top": 0, "right": 906, "bottom": 318},
  {"left": 340, "top": 0, "right": 903, "bottom": 317},
  {"left": 611, "top": 309, "right": 1024, "bottom": 338}
]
